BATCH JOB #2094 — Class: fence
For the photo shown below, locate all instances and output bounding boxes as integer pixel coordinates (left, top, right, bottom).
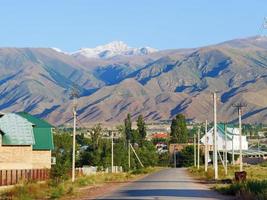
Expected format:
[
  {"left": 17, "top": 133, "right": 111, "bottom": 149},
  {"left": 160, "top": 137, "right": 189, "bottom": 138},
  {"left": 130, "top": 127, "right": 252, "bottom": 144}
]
[{"left": 0, "top": 169, "right": 50, "bottom": 186}]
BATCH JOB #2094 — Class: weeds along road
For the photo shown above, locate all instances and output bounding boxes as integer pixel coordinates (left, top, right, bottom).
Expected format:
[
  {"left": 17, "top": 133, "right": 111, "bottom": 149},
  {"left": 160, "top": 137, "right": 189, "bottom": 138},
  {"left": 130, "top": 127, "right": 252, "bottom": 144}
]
[{"left": 96, "top": 168, "right": 230, "bottom": 200}]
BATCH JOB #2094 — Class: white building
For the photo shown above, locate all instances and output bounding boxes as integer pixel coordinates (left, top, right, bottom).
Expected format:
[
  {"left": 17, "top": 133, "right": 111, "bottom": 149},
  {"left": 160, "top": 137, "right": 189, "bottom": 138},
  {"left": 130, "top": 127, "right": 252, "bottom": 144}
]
[{"left": 200, "top": 124, "right": 248, "bottom": 151}]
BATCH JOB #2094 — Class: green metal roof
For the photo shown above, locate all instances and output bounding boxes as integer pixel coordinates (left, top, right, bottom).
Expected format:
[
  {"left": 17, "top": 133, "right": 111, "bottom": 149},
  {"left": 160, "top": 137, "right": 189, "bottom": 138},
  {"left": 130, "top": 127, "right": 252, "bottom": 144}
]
[
  {"left": 0, "top": 113, "right": 35, "bottom": 145},
  {"left": 216, "top": 124, "right": 237, "bottom": 140},
  {"left": 17, "top": 112, "right": 54, "bottom": 128},
  {"left": 17, "top": 112, "right": 54, "bottom": 150}
]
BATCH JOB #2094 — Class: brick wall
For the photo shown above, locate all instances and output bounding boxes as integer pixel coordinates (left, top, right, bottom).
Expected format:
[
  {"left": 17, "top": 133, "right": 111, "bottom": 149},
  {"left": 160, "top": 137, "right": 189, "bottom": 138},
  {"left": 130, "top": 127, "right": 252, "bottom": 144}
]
[
  {"left": 32, "top": 150, "right": 51, "bottom": 169},
  {"left": 0, "top": 146, "right": 51, "bottom": 170},
  {"left": 0, "top": 146, "right": 33, "bottom": 170}
]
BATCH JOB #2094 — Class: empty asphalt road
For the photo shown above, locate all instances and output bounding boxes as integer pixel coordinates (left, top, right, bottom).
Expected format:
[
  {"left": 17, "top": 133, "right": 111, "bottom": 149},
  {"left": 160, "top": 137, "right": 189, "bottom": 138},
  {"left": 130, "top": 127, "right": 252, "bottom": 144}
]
[{"left": 97, "top": 168, "right": 229, "bottom": 200}]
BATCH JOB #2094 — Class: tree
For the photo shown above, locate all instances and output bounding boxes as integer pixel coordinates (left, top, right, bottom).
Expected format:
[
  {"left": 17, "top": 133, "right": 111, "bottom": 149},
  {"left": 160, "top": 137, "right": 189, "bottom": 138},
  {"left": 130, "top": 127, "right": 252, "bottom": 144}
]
[
  {"left": 177, "top": 145, "right": 196, "bottom": 167},
  {"left": 88, "top": 123, "right": 103, "bottom": 150},
  {"left": 124, "top": 114, "right": 132, "bottom": 142},
  {"left": 137, "top": 141, "right": 158, "bottom": 167},
  {"left": 51, "top": 131, "right": 73, "bottom": 181},
  {"left": 170, "top": 114, "right": 188, "bottom": 143},
  {"left": 137, "top": 115, "right": 146, "bottom": 146}
]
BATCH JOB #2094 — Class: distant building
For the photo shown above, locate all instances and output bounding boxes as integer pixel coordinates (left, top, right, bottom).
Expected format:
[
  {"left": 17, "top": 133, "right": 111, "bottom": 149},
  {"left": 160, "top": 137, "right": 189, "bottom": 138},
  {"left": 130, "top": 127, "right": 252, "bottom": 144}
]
[
  {"left": 200, "top": 124, "right": 248, "bottom": 151},
  {"left": 152, "top": 132, "right": 169, "bottom": 140},
  {"left": 0, "top": 113, "right": 54, "bottom": 170}
]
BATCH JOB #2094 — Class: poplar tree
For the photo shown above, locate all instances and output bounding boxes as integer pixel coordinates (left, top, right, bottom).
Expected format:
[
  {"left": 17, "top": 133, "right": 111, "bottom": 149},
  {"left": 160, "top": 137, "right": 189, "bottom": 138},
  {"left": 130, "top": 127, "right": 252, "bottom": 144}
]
[
  {"left": 170, "top": 114, "right": 188, "bottom": 143},
  {"left": 137, "top": 115, "right": 146, "bottom": 146},
  {"left": 124, "top": 113, "right": 132, "bottom": 142}
]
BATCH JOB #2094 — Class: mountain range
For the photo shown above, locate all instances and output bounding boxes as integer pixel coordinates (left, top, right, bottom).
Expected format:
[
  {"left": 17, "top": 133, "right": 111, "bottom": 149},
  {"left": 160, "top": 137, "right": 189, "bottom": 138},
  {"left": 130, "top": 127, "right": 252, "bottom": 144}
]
[{"left": 1, "top": 36, "right": 267, "bottom": 126}]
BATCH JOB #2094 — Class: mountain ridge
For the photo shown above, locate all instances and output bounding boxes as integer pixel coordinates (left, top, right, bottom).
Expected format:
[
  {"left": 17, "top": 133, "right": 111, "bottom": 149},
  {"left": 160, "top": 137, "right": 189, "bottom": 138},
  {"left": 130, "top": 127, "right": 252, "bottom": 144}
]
[{"left": 1, "top": 36, "right": 267, "bottom": 125}]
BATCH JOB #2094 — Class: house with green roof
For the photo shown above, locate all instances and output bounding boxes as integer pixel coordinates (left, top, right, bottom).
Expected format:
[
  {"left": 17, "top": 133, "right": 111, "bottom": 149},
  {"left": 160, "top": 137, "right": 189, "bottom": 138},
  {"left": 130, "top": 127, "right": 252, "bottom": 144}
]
[
  {"left": 17, "top": 112, "right": 54, "bottom": 151},
  {"left": 200, "top": 123, "right": 248, "bottom": 151},
  {"left": 0, "top": 113, "right": 54, "bottom": 170}
]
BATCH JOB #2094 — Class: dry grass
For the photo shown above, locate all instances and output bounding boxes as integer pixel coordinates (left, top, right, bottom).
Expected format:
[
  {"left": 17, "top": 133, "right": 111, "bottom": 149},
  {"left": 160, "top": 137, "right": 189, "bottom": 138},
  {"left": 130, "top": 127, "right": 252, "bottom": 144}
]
[
  {"left": 0, "top": 167, "right": 159, "bottom": 200},
  {"left": 189, "top": 164, "right": 267, "bottom": 181},
  {"left": 189, "top": 164, "right": 267, "bottom": 199}
]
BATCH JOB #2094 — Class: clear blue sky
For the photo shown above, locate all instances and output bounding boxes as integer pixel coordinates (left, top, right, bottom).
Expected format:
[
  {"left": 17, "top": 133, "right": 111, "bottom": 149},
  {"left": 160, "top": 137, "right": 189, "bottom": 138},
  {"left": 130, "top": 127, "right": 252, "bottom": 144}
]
[{"left": 0, "top": 0, "right": 266, "bottom": 51}]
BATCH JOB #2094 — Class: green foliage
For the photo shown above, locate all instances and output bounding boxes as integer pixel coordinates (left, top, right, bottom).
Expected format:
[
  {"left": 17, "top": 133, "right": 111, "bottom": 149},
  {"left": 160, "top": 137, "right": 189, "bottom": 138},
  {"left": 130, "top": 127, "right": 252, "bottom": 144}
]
[
  {"left": 137, "top": 115, "right": 146, "bottom": 146},
  {"left": 216, "top": 180, "right": 267, "bottom": 199},
  {"left": 177, "top": 145, "right": 199, "bottom": 167},
  {"left": 158, "top": 152, "right": 170, "bottom": 167},
  {"left": 124, "top": 113, "right": 132, "bottom": 142},
  {"left": 137, "top": 141, "right": 158, "bottom": 167},
  {"left": 88, "top": 123, "right": 103, "bottom": 150},
  {"left": 170, "top": 114, "right": 188, "bottom": 143},
  {"left": 51, "top": 131, "right": 72, "bottom": 181}
]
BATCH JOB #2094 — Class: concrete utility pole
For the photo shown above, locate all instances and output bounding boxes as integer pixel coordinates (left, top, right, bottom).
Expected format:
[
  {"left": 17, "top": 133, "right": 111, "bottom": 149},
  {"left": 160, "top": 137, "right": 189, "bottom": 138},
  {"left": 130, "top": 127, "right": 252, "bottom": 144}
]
[
  {"left": 238, "top": 107, "right": 243, "bottom": 172},
  {"left": 197, "top": 128, "right": 200, "bottom": 169},
  {"left": 224, "top": 123, "right": 228, "bottom": 175},
  {"left": 128, "top": 140, "right": 131, "bottom": 170},
  {"left": 111, "top": 131, "right": 114, "bottom": 173},
  {"left": 194, "top": 134, "right": 196, "bottom": 167},
  {"left": 232, "top": 134, "right": 235, "bottom": 165},
  {"left": 205, "top": 120, "right": 208, "bottom": 172},
  {"left": 174, "top": 145, "right": 176, "bottom": 168},
  {"left": 71, "top": 86, "right": 78, "bottom": 183},
  {"left": 233, "top": 103, "right": 246, "bottom": 172},
  {"left": 213, "top": 92, "right": 218, "bottom": 179}
]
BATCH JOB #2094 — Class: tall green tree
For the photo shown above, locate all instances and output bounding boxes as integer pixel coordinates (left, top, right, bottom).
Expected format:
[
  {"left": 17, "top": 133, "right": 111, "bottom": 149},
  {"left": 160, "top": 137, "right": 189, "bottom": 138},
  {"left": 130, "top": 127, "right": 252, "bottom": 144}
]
[
  {"left": 170, "top": 114, "right": 188, "bottom": 143},
  {"left": 51, "top": 131, "right": 73, "bottom": 181},
  {"left": 88, "top": 123, "right": 103, "bottom": 150},
  {"left": 137, "top": 115, "right": 146, "bottom": 146},
  {"left": 124, "top": 113, "right": 132, "bottom": 142}
]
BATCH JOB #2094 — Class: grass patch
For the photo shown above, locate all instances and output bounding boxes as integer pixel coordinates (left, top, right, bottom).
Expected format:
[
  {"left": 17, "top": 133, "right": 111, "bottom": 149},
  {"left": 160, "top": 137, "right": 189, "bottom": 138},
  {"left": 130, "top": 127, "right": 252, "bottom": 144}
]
[
  {"left": 0, "top": 167, "right": 159, "bottom": 200},
  {"left": 189, "top": 165, "right": 267, "bottom": 199}
]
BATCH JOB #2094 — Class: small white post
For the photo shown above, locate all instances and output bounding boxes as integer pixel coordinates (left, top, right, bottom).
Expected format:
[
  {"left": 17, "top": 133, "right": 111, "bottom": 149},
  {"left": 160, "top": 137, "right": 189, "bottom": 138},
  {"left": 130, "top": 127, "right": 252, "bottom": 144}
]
[
  {"left": 111, "top": 131, "right": 114, "bottom": 173},
  {"left": 239, "top": 108, "right": 243, "bottom": 172},
  {"left": 224, "top": 123, "right": 228, "bottom": 175},
  {"left": 128, "top": 140, "right": 131, "bottom": 170},
  {"left": 72, "top": 106, "right": 77, "bottom": 182},
  {"left": 197, "top": 128, "right": 200, "bottom": 169},
  {"left": 232, "top": 134, "right": 235, "bottom": 165},
  {"left": 213, "top": 92, "right": 218, "bottom": 179},
  {"left": 194, "top": 134, "right": 196, "bottom": 167},
  {"left": 174, "top": 145, "right": 176, "bottom": 168},
  {"left": 205, "top": 120, "right": 208, "bottom": 172}
]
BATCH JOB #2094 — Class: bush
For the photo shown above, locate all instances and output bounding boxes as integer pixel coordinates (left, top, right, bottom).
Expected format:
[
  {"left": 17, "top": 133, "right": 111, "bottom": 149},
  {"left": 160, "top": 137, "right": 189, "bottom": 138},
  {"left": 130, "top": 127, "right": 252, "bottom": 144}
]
[
  {"left": 158, "top": 152, "right": 170, "bottom": 167},
  {"left": 177, "top": 145, "right": 199, "bottom": 167},
  {"left": 50, "top": 185, "right": 65, "bottom": 199},
  {"left": 216, "top": 180, "right": 267, "bottom": 199}
]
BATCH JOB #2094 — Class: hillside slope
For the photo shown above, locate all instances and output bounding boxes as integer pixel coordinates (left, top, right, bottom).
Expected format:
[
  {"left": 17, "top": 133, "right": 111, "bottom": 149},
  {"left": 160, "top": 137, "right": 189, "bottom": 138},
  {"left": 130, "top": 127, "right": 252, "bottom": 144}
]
[{"left": 1, "top": 36, "right": 267, "bottom": 125}]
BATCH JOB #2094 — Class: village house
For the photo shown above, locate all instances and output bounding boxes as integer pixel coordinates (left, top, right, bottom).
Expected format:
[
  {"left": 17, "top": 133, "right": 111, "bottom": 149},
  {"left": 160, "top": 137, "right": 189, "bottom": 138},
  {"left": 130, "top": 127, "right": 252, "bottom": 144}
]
[
  {"left": 0, "top": 112, "right": 54, "bottom": 170},
  {"left": 200, "top": 124, "right": 248, "bottom": 151}
]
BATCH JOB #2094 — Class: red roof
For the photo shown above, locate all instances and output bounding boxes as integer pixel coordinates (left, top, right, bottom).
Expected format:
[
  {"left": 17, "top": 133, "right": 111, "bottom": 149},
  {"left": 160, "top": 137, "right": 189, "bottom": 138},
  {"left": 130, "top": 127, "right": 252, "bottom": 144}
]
[{"left": 152, "top": 133, "right": 169, "bottom": 139}]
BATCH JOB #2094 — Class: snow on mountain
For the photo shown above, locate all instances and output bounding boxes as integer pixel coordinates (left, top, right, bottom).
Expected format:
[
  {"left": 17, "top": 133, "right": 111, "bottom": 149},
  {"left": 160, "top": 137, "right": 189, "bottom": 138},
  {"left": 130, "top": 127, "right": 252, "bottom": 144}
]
[{"left": 71, "top": 41, "right": 158, "bottom": 59}]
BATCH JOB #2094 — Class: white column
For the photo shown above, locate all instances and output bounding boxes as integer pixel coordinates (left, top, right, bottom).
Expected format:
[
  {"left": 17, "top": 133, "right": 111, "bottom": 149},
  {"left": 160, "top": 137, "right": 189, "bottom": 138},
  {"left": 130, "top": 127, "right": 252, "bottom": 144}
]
[
  {"left": 111, "top": 131, "right": 114, "bottom": 173},
  {"left": 205, "top": 120, "right": 208, "bottom": 172},
  {"left": 239, "top": 108, "right": 243, "bottom": 172},
  {"left": 194, "top": 134, "right": 196, "bottom": 167},
  {"left": 224, "top": 124, "right": 228, "bottom": 175},
  {"left": 197, "top": 128, "right": 200, "bottom": 169},
  {"left": 213, "top": 92, "right": 218, "bottom": 179},
  {"left": 72, "top": 107, "right": 76, "bottom": 182}
]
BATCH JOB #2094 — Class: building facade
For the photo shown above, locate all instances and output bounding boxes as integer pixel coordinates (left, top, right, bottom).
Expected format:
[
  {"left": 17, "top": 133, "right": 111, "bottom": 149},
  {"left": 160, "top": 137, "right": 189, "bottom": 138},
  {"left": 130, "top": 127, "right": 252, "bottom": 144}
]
[{"left": 0, "top": 113, "right": 54, "bottom": 170}]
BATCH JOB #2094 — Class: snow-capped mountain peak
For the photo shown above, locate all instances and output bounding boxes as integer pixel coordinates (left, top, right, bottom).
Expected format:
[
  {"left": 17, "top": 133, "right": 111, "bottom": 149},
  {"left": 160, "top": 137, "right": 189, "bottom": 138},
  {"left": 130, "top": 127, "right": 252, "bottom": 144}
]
[{"left": 71, "top": 41, "right": 158, "bottom": 59}]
